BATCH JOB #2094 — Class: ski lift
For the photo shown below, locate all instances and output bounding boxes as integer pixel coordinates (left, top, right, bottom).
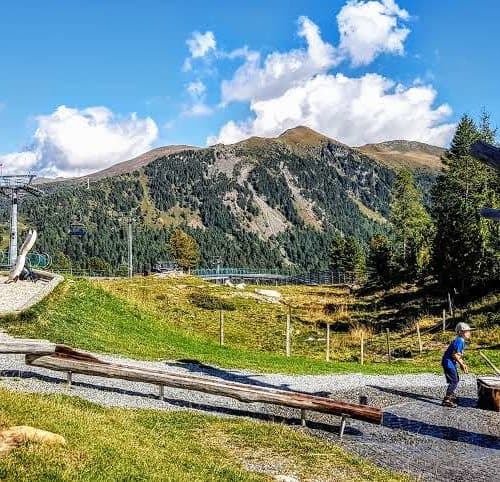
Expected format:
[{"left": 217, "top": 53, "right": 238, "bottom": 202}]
[{"left": 68, "top": 222, "right": 87, "bottom": 236}]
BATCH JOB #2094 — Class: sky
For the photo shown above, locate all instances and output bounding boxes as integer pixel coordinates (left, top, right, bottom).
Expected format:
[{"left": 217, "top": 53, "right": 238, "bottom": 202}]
[{"left": 0, "top": 0, "right": 499, "bottom": 177}]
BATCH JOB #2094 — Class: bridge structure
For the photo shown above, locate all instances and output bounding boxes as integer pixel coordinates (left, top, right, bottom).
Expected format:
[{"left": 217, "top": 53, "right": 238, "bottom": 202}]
[{"left": 191, "top": 268, "right": 356, "bottom": 286}]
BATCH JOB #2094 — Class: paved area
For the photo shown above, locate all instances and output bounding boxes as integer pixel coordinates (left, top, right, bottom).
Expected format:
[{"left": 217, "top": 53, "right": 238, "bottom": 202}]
[
  {"left": 0, "top": 333, "right": 498, "bottom": 481},
  {"left": 0, "top": 276, "right": 50, "bottom": 313}
]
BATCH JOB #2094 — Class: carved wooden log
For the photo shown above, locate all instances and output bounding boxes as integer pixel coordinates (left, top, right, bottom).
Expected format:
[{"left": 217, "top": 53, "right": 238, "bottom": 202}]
[
  {"left": 477, "top": 377, "right": 500, "bottom": 412},
  {"left": 470, "top": 141, "right": 500, "bottom": 171},
  {"left": 0, "top": 341, "right": 56, "bottom": 355},
  {"left": 26, "top": 353, "right": 383, "bottom": 424}
]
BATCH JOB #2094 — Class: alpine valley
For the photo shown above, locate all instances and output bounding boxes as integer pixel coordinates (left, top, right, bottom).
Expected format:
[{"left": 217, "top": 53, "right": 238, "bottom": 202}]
[{"left": 0, "top": 126, "right": 445, "bottom": 271}]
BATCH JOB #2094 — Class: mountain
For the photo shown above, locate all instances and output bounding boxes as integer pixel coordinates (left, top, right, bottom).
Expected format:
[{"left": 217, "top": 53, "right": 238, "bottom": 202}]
[
  {"left": 356, "top": 140, "right": 445, "bottom": 172},
  {"left": 2, "top": 127, "right": 441, "bottom": 272}
]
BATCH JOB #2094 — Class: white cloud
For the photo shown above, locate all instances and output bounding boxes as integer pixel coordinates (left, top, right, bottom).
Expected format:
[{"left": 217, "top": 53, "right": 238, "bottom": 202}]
[
  {"left": 182, "top": 80, "right": 213, "bottom": 117},
  {"left": 210, "top": 0, "right": 454, "bottom": 147},
  {"left": 221, "top": 16, "right": 339, "bottom": 105},
  {"left": 0, "top": 105, "right": 158, "bottom": 177},
  {"left": 183, "top": 31, "right": 217, "bottom": 71},
  {"left": 337, "top": 0, "right": 410, "bottom": 66},
  {"left": 209, "top": 73, "right": 455, "bottom": 147}
]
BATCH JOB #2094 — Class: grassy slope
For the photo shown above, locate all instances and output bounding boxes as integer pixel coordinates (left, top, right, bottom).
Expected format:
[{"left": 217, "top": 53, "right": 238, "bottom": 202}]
[
  {"left": 1, "top": 276, "right": 498, "bottom": 375},
  {"left": 0, "top": 389, "right": 408, "bottom": 482}
]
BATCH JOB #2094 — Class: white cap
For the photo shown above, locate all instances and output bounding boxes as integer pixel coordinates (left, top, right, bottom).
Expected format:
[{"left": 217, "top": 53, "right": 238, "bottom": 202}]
[{"left": 455, "top": 322, "right": 475, "bottom": 333}]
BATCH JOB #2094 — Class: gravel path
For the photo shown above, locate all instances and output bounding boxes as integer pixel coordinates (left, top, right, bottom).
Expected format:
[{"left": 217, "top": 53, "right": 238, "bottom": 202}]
[
  {"left": 0, "top": 331, "right": 498, "bottom": 481},
  {"left": 0, "top": 276, "right": 50, "bottom": 313}
]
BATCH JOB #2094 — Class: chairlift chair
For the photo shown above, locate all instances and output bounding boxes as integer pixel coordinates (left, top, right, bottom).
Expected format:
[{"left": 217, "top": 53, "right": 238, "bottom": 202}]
[{"left": 68, "top": 222, "right": 87, "bottom": 236}]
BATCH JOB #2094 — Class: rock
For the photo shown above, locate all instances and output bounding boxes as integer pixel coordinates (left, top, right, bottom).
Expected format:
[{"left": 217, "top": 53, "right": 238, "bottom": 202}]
[
  {"left": 235, "top": 283, "right": 246, "bottom": 290},
  {"left": 255, "top": 289, "right": 282, "bottom": 300},
  {"left": 274, "top": 476, "right": 300, "bottom": 482}
]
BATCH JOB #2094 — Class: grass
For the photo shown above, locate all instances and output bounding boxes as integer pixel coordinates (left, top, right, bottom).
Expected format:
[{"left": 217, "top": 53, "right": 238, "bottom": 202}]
[
  {"left": 0, "top": 389, "right": 410, "bottom": 481},
  {"left": 1, "top": 276, "right": 498, "bottom": 375}
]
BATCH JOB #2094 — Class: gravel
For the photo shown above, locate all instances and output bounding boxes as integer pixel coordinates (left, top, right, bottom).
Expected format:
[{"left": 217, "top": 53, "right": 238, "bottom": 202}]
[
  {"left": 0, "top": 276, "right": 50, "bottom": 313},
  {"left": 0, "top": 331, "right": 498, "bottom": 481}
]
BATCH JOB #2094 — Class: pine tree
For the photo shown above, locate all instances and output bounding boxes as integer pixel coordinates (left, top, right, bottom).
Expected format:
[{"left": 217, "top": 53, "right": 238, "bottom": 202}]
[
  {"left": 431, "top": 112, "right": 499, "bottom": 290},
  {"left": 329, "top": 235, "right": 366, "bottom": 282},
  {"left": 367, "top": 234, "right": 393, "bottom": 285},
  {"left": 390, "top": 169, "right": 433, "bottom": 278},
  {"left": 168, "top": 228, "right": 200, "bottom": 270}
]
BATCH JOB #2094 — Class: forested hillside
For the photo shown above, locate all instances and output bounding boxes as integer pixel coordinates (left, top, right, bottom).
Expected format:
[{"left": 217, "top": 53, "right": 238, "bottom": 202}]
[{"left": 0, "top": 127, "right": 439, "bottom": 272}]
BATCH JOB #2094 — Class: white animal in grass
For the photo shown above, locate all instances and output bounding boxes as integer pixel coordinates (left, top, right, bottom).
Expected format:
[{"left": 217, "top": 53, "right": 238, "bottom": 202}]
[{"left": 6, "top": 229, "right": 37, "bottom": 284}]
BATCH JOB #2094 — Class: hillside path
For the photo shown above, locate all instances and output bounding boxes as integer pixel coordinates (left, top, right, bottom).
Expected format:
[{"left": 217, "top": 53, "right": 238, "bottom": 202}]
[{"left": 0, "top": 332, "right": 498, "bottom": 482}]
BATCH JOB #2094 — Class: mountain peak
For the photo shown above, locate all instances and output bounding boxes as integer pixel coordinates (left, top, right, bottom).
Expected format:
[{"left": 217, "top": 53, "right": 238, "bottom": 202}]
[{"left": 276, "top": 126, "right": 344, "bottom": 149}]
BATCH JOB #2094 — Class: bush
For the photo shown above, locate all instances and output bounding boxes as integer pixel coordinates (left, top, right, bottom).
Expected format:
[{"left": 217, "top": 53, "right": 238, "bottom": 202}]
[{"left": 189, "top": 292, "right": 236, "bottom": 311}]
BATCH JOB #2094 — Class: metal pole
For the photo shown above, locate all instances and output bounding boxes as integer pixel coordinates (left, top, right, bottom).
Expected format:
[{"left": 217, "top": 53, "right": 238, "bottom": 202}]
[
  {"left": 9, "top": 190, "right": 18, "bottom": 266},
  {"left": 128, "top": 220, "right": 133, "bottom": 278}
]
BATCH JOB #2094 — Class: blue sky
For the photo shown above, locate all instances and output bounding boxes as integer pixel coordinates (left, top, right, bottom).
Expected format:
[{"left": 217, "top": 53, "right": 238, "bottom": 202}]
[{"left": 0, "top": 0, "right": 499, "bottom": 177}]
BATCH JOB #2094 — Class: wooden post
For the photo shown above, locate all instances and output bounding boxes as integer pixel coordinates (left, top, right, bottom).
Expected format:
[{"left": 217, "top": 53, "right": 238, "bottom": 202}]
[
  {"left": 442, "top": 309, "right": 446, "bottom": 333},
  {"left": 159, "top": 385, "right": 165, "bottom": 401},
  {"left": 67, "top": 371, "right": 72, "bottom": 388},
  {"left": 219, "top": 310, "right": 225, "bottom": 346},
  {"left": 385, "top": 328, "right": 391, "bottom": 363},
  {"left": 360, "top": 331, "right": 364, "bottom": 365},
  {"left": 286, "top": 305, "right": 291, "bottom": 357},
  {"left": 326, "top": 323, "right": 330, "bottom": 362},
  {"left": 447, "top": 293, "right": 454, "bottom": 317},
  {"left": 416, "top": 321, "right": 423, "bottom": 354}
]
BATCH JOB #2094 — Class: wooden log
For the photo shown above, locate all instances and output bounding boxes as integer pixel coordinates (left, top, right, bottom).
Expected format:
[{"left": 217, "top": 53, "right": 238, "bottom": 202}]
[
  {"left": 26, "top": 353, "right": 382, "bottom": 424},
  {"left": 470, "top": 141, "right": 500, "bottom": 171},
  {"left": 477, "top": 377, "right": 500, "bottom": 412},
  {"left": 480, "top": 207, "right": 500, "bottom": 220},
  {"left": 0, "top": 341, "right": 56, "bottom": 355}
]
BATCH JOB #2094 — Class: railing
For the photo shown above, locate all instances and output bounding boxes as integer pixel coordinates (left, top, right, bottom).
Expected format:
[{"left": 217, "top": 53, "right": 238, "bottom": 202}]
[
  {"left": 192, "top": 268, "right": 359, "bottom": 286},
  {"left": 0, "top": 251, "right": 51, "bottom": 269}
]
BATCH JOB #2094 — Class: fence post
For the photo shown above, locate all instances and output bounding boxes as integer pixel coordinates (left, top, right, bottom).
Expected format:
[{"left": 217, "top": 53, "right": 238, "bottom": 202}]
[
  {"left": 416, "top": 321, "right": 423, "bottom": 354},
  {"left": 385, "top": 328, "right": 391, "bottom": 363},
  {"left": 360, "top": 331, "right": 364, "bottom": 365},
  {"left": 326, "top": 323, "right": 330, "bottom": 362},
  {"left": 442, "top": 309, "right": 446, "bottom": 333},
  {"left": 286, "top": 305, "right": 291, "bottom": 357},
  {"left": 447, "top": 292, "right": 454, "bottom": 317},
  {"left": 219, "top": 310, "right": 225, "bottom": 346}
]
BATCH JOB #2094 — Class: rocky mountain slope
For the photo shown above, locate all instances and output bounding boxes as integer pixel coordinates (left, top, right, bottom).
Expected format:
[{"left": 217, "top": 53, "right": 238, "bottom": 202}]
[{"left": 3, "top": 127, "right": 442, "bottom": 271}]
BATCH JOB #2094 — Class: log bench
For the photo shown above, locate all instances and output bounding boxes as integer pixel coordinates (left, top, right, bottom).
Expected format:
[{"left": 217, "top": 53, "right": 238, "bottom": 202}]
[{"left": 0, "top": 342, "right": 383, "bottom": 430}]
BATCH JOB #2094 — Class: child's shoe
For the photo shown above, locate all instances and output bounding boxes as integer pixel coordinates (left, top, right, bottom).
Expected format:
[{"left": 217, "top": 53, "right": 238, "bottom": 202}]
[{"left": 442, "top": 396, "right": 457, "bottom": 408}]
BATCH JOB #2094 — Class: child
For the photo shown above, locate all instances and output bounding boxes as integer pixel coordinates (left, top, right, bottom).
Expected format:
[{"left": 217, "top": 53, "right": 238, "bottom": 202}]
[{"left": 441, "top": 322, "right": 474, "bottom": 407}]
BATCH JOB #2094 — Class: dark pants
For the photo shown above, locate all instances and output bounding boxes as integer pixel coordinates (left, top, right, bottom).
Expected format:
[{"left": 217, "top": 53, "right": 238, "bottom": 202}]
[{"left": 443, "top": 364, "right": 460, "bottom": 397}]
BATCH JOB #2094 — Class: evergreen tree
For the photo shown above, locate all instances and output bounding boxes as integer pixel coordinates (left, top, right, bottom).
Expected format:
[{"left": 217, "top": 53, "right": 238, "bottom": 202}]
[
  {"left": 390, "top": 169, "right": 433, "bottom": 278},
  {"left": 367, "top": 234, "right": 393, "bottom": 285},
  {"left": 168, "top": 228, "right": 200, "bottom": 270},
  {"left": 431, "top": 113, "right": 499, "bottom": 290},
  {"left": 329, "top": 235, "right": 366, "bottom": 282}
]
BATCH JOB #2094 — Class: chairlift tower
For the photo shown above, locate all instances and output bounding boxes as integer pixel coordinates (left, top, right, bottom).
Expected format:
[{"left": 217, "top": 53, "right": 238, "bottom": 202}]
[{"left": 0, "top": 175, "right": 42, "bottom": 266}]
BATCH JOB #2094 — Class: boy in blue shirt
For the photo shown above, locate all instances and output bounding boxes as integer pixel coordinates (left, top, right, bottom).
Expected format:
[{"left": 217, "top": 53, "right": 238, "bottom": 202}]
[{"left": 441, "top": 322, "right": 474, "bottom": 407}]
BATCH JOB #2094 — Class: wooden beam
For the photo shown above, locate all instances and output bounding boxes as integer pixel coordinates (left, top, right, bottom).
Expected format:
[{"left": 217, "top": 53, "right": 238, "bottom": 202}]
[
  {"left": 469, "top": 141, "right": 500, "bottom": 171},
  {"left": 0, "top": 341, "right": 56, "bottom": 355},
  {"left": 26, "top": 353, "right": 382, "bottom": 424},
  {"left": 480, "top": 207, "right": 500, "bottom": 220}
]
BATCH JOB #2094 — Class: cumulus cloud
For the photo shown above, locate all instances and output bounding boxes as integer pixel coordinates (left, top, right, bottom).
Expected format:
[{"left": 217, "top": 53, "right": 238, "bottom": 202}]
[
  {"left": 183, "top": 31, "right": 217, "bottom": 71},
  {"left": 182, "top": 80, "right": 213, "bottom": 117},
  {"left": 0, "top": 105, "right": 158, "bottom": 177},
  {"left": 209, "top": 0, "right": 454, "bottom": 147},
  {"left": 221, "top": 16, "right": 339, "bottom": 105},
  {"left": 337, "top": 0, "right": 410, "bottom": 66},
  {"left": 209, "top": 73, "right": 455, "bottom": 147}
]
